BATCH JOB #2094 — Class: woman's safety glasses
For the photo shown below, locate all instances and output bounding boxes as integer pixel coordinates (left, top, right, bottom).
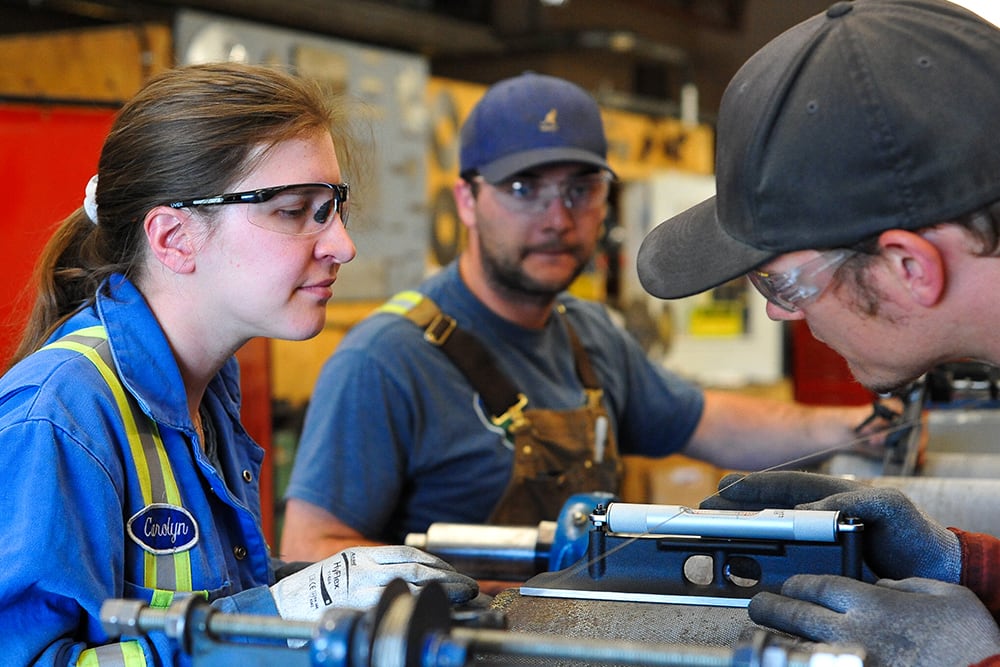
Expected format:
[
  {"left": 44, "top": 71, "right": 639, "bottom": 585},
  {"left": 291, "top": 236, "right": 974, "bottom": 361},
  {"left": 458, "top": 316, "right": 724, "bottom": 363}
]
[{"left": 167, "top": 182, "right": 349, "bottom": 235}]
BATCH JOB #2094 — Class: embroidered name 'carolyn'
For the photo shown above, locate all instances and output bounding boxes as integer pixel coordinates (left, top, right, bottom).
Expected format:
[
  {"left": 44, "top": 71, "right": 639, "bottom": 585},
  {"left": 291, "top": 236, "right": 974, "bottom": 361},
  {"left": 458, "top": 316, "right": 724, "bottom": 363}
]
[{"left": 127, "top": 503, "right": 199, "bottom": 554}]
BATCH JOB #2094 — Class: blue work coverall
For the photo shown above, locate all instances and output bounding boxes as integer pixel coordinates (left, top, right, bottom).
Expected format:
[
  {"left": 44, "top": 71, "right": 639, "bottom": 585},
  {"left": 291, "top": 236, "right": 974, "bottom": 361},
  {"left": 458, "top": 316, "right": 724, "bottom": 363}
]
[{"left": 0, "top": 274, "right": 279, "bottom": 665}]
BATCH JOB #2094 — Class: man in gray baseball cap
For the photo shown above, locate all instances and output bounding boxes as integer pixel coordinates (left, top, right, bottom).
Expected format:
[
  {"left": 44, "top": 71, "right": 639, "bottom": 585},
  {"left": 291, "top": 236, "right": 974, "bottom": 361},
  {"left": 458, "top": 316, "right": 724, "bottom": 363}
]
[
  {"left": 637, "top": 1, "right": 1000, "bottom": 663},
  {"left": 280, "top": 72, "right": 892, "bottom": 589},
  {"left": 638, "top": 0, "right": 1000, "bottom": 304}
]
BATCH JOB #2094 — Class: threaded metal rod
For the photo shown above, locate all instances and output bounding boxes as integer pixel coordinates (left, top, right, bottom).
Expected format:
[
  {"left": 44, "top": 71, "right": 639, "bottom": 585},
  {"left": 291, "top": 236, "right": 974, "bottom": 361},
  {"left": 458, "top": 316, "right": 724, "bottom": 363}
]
[
  {"left": 453, "top": 627, "right": 732, "bottom": 666},
  {"left": 107, "top": 603, "right": 316, "bottom": 642}
]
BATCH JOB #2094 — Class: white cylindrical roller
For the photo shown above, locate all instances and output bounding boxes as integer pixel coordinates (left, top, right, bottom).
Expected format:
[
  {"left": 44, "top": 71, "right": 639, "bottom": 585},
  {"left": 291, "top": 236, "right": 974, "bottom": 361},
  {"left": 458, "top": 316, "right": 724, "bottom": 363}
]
[
  {"left": 603, "top": 503, "right": 840, "bottom": 542},
  {"left": 405, "top": 522, "right": 554, "bottom": 580}
]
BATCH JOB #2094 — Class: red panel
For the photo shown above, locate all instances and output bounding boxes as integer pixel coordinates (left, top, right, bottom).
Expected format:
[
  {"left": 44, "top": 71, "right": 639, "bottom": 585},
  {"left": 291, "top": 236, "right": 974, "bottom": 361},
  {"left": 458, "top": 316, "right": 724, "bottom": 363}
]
[
  {"left": 235, "top": 339, "right": 275, "bottom": 545},
  {"left": 2, "top": 104, "right": 276, "bottom": 544},
  {"left": 1, "top": 104, "right": 115, "bottom": 368},
  {"left": 791, "top": 320, "right": 874, "bottom": 406}
]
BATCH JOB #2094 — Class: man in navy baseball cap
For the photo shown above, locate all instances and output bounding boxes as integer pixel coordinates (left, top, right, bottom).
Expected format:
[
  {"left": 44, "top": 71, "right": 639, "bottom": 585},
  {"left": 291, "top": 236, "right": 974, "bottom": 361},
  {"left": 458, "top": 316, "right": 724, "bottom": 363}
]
[
  {"left": 638, "top": 2, "right": 1000, "bottom": 664},
  {"left": 459, "top": 71, "right": 612, "bottom": 184}
]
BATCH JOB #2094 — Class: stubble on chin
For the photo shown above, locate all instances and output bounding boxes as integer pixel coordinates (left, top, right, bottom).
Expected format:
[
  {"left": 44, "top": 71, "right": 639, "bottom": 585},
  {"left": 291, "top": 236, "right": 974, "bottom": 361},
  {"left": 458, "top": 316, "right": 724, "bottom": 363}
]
[{"left": 848, "top": 361, "right": 922, "bottom": 397}]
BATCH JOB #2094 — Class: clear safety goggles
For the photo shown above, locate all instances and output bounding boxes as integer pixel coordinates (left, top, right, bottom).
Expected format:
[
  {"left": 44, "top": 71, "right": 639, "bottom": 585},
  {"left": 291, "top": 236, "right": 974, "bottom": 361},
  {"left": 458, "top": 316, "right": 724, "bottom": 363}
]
[
  {"left": 167, "top": 182, "right": 350, "bottom": 235},
  {"left": 480, "top": 171, "right": 613, "bottom": 216},
  {"left": 748, "top": 248, "right": 855, "bottom": 312}
]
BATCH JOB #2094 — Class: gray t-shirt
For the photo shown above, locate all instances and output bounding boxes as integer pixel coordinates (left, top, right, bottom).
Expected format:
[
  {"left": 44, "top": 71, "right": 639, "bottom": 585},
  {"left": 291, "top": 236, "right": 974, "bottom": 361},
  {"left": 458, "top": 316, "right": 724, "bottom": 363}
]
[{"left": 285, "top": 262, "right": 704, "bottom": 542}]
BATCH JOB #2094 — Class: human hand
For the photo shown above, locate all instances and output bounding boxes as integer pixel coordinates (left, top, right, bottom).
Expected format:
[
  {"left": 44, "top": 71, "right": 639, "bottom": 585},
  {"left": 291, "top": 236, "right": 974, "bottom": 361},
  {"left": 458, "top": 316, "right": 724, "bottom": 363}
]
[
  {"left": 852, "top": 391, "right": 929, "bottom": 467},
  {"left": 271, "top": 545, "right": 479, "bottom": 620},
  {"left": 701, "top": 471, "right": 960, "bottom": 582},
  {"left": 749, "top": 575, "right": 1000, "bottom": 667},
  {"left": 849, "top": 397, "right": 901, "bottom": 459}
]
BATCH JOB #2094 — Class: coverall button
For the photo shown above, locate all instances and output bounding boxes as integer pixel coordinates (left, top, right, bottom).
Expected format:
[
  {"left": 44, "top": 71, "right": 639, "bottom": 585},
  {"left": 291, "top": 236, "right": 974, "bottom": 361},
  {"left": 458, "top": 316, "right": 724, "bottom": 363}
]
[
  {"left": 242, "top": 469, "right": 253, "bottom": 483},
  {"left": 233, "top": 545, "right": 248, "bottom": 560}
]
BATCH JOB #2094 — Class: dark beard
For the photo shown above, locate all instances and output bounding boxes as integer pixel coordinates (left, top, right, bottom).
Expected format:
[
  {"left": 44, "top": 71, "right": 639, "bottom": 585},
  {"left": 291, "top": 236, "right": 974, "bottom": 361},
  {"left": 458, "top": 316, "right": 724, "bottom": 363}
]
[{"left": 480, "top": 245, "right": 586, "bottom": 307}]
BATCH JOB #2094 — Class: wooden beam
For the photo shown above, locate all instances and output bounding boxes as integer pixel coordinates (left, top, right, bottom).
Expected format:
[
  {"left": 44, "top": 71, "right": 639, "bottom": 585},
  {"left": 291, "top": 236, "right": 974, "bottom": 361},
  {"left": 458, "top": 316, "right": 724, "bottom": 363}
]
[{"left": 0, "top": 23, "right": 172, "bottom": 102}]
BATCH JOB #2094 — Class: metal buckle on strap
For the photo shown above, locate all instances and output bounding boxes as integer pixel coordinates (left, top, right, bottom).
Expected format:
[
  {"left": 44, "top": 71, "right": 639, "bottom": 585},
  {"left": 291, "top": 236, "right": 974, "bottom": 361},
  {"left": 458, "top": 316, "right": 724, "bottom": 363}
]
[
  {"left": 585, "top": 387, "right": 604, "bottom": 409},
  {"left": 423, "top": 313, "right": 457, "bottom": 346},
  {"left": 491, "top": 393, "right": 529, "bottom": 432}
]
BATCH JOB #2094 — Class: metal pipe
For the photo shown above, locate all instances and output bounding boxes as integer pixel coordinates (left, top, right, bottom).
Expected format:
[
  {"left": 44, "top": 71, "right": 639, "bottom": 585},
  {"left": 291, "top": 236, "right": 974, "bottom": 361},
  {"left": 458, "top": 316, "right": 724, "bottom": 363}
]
[
  {"left": 453, "top": 628, "right": 864, "bottom": 667},
  {"left": 405, "top": 522, "right": 555, "bottom": 580},
  {"left": 453, "top": 627, "right": 732, "bottom": 665},
  {"left": 101, "top": 598, "right": 316, "bottom": 641}
]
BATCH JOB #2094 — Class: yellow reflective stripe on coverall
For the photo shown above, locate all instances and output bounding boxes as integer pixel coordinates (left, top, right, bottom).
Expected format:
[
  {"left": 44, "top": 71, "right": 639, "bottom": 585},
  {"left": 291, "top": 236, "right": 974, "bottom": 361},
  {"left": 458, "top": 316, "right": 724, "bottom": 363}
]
[
  {"left": 44, "top": 326, "right": 194, "bottom": 595},
  {"left": 77, "top": 641, "right": 146, "bottom": 667}
]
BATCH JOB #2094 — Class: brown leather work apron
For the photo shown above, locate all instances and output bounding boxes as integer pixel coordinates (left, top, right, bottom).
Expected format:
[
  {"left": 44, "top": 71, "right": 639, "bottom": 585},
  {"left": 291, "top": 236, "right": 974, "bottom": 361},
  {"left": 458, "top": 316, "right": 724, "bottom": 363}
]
[
  {"left": 383, "top": 292, "right": 624, "bottom": 526},
  {"left": 489, "top": 384, "right": 622, "bottom": 525}
]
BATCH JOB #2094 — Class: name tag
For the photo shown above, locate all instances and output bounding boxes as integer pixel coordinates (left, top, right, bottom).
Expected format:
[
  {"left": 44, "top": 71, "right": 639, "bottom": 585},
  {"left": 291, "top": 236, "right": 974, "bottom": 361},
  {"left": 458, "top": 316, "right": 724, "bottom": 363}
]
[{"left": 127, "top": 503, "right": 199, "bottom": 554}]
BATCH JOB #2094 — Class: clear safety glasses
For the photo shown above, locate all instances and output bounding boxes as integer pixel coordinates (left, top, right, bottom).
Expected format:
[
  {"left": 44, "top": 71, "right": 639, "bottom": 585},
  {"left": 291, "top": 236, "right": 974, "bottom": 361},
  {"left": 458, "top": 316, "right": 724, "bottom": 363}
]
[
  {"left": 167, "top": 182, "right": 350, "bottom": 236},
  {"left": 748, "top": 248, "right": 855, "bottom": 312},
  {"left": 481, "top": 171, "right": 614, "bottom": 216}
]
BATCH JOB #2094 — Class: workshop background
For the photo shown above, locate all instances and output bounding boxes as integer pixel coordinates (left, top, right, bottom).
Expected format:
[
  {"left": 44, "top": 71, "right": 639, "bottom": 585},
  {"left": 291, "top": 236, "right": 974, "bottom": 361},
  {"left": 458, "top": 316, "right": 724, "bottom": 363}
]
[{"left": 3, "top": 0, "right": 998, "bottom": 548}]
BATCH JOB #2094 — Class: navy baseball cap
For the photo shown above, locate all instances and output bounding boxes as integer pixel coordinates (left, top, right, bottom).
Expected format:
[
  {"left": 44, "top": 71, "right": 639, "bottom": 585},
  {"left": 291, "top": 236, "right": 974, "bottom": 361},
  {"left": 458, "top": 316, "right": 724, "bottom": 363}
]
[
  {"left": 637, "top": 0, "right": 1000, "bottom": 300},
  {"left": 459, "top": 72, "right": 612, "bottom": 184}
]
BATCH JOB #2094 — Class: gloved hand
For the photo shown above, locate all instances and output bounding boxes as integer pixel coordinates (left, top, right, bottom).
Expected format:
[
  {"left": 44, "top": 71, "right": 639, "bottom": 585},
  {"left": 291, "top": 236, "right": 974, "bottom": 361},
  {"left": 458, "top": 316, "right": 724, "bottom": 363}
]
[
  {"left": 271, "top": 545, "right": 478, "bottom": 621},
  {"left": 700, "top": 471, "right": 960, "bottom": 582},
  {"left": 749, "top": 575, "right": 1000, "bottom": 667}
]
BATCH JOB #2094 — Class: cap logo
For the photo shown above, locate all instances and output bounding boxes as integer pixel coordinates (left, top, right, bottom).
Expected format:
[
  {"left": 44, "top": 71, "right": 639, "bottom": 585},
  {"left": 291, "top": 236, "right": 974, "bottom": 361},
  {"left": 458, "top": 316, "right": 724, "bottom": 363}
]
[{"left": 539, "top": 109, "right": 559, "bottom": 133}]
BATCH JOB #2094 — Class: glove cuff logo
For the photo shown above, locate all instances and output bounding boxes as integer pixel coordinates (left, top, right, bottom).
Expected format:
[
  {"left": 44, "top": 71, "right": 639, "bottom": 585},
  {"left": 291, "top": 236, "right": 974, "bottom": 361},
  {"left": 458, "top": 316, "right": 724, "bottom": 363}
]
[{"left": 127, "top": 503, "right": 200, "bottom": 554}]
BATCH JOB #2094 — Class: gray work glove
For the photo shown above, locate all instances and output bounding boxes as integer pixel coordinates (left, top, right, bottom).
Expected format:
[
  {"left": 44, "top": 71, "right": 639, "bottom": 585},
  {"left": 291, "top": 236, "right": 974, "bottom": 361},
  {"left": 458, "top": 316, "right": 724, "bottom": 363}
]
[
  {"left": 750, "top": 575, "right": 1000, "bottom": 667},
  {"left": 701, "top": 471, "right": 960, "bottom": 582},
  {"left": 271, "top": 545, "right": 478, "bottom": 621}
]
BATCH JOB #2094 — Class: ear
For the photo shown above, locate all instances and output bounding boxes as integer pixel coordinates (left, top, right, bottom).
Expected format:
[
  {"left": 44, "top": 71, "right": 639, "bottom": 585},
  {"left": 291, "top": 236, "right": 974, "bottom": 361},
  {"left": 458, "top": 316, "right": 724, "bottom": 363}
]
[
  {"left": 452, "top": 179, "right": 478, "bottom": 231},
  {"left": 145, "top": 205, "right": 198, "bottom": 274},
  {"left": 876, "top": 229, "right": 944, "bottom": 307}
]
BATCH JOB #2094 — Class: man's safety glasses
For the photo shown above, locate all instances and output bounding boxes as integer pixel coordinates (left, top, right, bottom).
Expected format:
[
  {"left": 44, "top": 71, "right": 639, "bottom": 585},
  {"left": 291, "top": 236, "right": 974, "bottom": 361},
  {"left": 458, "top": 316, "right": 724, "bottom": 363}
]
[
  {"left": 748, "top": 248, "right": 854, "bottom": 312},
  {"left": 480, "top": 171, "right": 613, "bottom": 216},
  {"left": 166, "top": 182, "right": 349, "bottom": 236}
]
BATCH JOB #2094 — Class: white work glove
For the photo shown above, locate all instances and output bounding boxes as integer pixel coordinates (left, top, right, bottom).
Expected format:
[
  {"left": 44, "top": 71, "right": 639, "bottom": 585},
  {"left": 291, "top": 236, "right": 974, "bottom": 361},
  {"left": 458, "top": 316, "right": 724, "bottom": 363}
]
[
  {"left": 750, "top": 574, "right": 1000, "bottom": 667},
  {"left": 271, "top": 545, "right": 479, "bottom": 621}
]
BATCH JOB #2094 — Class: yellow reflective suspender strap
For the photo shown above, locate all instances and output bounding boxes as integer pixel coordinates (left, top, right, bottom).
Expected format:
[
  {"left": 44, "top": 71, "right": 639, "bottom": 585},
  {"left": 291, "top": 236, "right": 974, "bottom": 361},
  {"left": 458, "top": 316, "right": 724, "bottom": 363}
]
[
  {"left": 379, "top": 291, "right": 459, "bottom": 345},
  {"left": 42, "top": 326, "right": 194, "bottom": 600},
  {"left": 378, "top": 290, "right": 424, "bottom": 317},
  {"left": 378, "top": 290, "right": 457, "bottom": 342},
  {"left": 77, "top": 640, "right": 147, "bottom": 667},
  {"left": 377, "top": 292, "right": 530, "bottom": 431}
]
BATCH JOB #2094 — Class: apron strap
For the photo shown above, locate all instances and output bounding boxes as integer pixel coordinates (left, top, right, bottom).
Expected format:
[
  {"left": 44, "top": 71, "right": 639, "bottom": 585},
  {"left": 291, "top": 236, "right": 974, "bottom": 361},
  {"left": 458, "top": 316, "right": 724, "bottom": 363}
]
[
  {"left": 556, "top": 303, "right": 601, "bottom": 391},
  {"left": 380, "top": 291, "right": 528, "bottom": 430},
  {"left": 380, "top": 291, "right": 605, "bottom": 430}
]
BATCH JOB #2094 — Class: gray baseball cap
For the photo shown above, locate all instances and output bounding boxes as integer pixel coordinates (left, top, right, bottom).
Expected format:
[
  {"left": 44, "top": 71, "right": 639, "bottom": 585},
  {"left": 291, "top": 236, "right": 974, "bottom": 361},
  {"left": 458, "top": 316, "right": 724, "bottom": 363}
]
[{"left": 637, "top": 0, "right": 1000, "bottom": 300}]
